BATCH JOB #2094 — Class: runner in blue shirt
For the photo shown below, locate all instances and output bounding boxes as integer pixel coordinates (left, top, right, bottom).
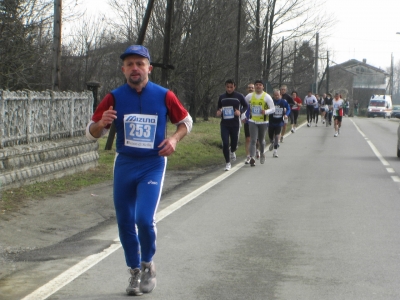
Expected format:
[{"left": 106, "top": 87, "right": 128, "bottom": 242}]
[
  {"left": 268, "top": 89, "right": 291, "bottom": 158},
  {"left": 216, "top": 79, "right": 248, "bottom": 171}
]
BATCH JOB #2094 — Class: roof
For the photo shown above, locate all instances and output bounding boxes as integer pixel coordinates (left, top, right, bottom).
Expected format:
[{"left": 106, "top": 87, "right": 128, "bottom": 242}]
[{"left": 331, "top": 59, "right": 389, "bottom": 76}]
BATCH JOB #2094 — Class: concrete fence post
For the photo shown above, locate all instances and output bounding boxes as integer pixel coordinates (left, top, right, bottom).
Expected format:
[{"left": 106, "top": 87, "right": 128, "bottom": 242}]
[{"left": 86, "top": 81, "right": 101, "bottom": 113}]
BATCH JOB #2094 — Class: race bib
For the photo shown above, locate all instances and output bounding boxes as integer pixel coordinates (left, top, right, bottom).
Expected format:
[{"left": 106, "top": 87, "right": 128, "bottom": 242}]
[
  {"left": 124, "top": 114, "right": 158, "bottom": 149},
  {"left": 251, "top": 105, "right": 262, "bottom": 116},
  {"left": 274, "top": 107, "right": 283, "bottom": 118},
  {"left": 222, "top": 106, "right": 234, "bottom": 119}
]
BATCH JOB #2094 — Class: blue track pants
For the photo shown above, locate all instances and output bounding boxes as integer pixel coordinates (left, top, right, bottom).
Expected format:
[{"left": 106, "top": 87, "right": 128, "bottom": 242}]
[{"left": 113, "top": 153, "right": 166, "bottom": 268}]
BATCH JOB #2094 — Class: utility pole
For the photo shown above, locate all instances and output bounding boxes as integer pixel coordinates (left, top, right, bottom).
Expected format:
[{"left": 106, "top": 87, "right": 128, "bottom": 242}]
[
  {"left": 279, "top": 37, "right": 284, "bottom": 87},
  {"left": 52, "top": 0, "right": 62, "bottom": 91},
  {"left": 161, "top": 0, "right": 173, "bottom": 87},
  {"left": 314, "top": 32, "right": 319, "bottom": 94},
  {"left": 262, "top": 7, "right": 269, "bottom": 80},
  {"left": 291, "top": 41, "right": 296, "bottom": 88},
  {"left": 137, "top": 0, "right": 156, "bottom": 44},
  {"left": 390, "top": 53, "right": 394, "bottom": 97},
  {"left": 235, "top": 0, "right": 241, "bottom": 87},
  {"left": 326, "top": 51, "right": 329, "bottom": 93}
]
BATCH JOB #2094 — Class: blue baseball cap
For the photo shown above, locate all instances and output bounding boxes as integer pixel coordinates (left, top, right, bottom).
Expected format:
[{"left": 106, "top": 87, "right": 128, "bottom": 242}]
[{"left": 120, "top": 45, "right": 151, "bottom": 61}]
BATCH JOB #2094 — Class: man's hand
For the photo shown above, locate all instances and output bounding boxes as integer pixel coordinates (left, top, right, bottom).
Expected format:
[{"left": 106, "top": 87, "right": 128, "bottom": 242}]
[
  {"left": 89, "top": 106, "right": 117, "bottom": 138},
  {"left": 234, "top": 109, "right": 240, "bottom": 116},
  {"left": 216, "top": 109, "right": 222, "bottom": 117},
  {"left": 158, "top": 137, "right": 178, "bottom": 157},
  {"left": 100, "top": 106, "right": 117, "bottom": 127}
]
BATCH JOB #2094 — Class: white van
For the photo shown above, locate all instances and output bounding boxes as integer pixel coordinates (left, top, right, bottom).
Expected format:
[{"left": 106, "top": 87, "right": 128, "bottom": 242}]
[{"left": 367, "top": 94, "right": 393, "bottom": 118}]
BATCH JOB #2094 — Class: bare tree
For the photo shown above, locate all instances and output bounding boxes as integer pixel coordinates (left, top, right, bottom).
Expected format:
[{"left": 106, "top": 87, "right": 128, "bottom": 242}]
[
  {"left": 62, "top": 15, "right": 129, "bottom": 97},
  {"left": 106, "top": 0, "right": 147, "bottom": 43},
  {"left": 0, "top": 0, "right": 53, "bottom": 90},
  {"left": 160, "top": 0, "right": 248, "bottom": 121},
  {"left": 243, "top": 0, "right": 332, "bottom": 86},
  {"left": 388, "top": 60, "right": 400, "bottom": 104},
  {"left": 1, "top": 0, "right": 336, "bottom": 123}
]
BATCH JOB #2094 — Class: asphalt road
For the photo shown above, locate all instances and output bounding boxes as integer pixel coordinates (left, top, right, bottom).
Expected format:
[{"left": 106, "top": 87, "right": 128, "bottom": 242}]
[{"left": 3, "top": 116, "right": 400, "bottom": 300}]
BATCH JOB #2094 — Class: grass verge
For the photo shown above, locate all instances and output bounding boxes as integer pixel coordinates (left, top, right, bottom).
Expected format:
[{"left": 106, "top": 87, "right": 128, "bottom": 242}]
[
  {"left": 0, "top": 115, "right": 306, "bottom": 214},
  {"left": 0, "top": 118, "right": 239, "bottom": 213}
]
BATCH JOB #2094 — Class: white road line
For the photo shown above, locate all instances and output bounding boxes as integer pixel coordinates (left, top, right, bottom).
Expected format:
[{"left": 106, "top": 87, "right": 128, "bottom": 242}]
[
  {"left": 21, "top": 162, "right": 245, "bottom": 300},
  {"left": 392, "top": 176, "right": 400, "bottom": 183},
  {"left": 387, "top": 168, "right": 395, "bottom": 173},
  {"left": 156, "top": 163, "right": 243, "bottom": 222},
  {"left": 350, "top": 119, "right": 397, "bottom": 179},
  {"left": 21, "top": 241, "right": 122, "bottom": 300}
]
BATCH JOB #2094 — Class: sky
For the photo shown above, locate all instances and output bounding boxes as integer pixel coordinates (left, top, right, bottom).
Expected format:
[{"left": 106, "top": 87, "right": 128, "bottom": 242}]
[
  {"left": 323, "top": 0, "right": 400, "bottom": 70},
  {"left": 70, "top": 0, "right": 400, "bottom": 71}
]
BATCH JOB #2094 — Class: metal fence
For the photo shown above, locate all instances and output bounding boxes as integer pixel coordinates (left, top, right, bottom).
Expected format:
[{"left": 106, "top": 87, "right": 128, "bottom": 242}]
[{"left": 0, "top": 90, "right": 94, "bottom": 148}]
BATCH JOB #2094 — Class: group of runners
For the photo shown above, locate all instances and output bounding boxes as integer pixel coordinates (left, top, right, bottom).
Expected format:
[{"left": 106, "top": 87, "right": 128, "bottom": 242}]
[
  {"left": 87, "top": 43, "right": 346, "bottom": 296},
  {"left": 304, "top": 91, "right": 344, "bottom": 137},
  {"left": 217, "top": 80, "right": 345, "bottom": 170}
]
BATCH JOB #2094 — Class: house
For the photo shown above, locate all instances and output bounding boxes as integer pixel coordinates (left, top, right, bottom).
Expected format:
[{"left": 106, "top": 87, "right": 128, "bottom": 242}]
[{"left": 322, "top": 59, "right": 389, "bottom": 113}]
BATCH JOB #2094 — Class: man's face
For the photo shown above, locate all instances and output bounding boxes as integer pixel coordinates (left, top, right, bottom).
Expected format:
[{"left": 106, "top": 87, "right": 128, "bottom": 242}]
[
  {"left": 334, "top": 94, "right": 340, "bottom": 100},
  {"left": 247, "top": 84, "right": 255, "bottom": 93},
  {"left": 225, "top": 83, "right": 235, "bottom": 94},
  {"left": 273, "top": 91, "right": 281, "bottom": 100},
  {"left": 308, "top": 92, "right": 312, "bottom": 96},
  {"left": 255, "top": 83, "right": 264, "bottom": 93},
  {"left": 323, "top": 93, "right": 327, "bottom": 98},
  {"left": 280, "top": 87, "right": 287, "bottom": 95},
  {"left": 122, "top": 55, "right": 152, "bottom": 86}
]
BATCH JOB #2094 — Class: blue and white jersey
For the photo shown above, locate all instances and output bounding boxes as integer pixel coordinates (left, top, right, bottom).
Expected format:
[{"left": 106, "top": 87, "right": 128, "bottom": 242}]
[
  {"left": 269, "top": 98, "right": 290, "bottom": 127},
  {"left": 218, "top": 91, "right": 248, "bottom": 127},
  {"left": 304, "top": 95, "right": 317, "bottom": 106}
]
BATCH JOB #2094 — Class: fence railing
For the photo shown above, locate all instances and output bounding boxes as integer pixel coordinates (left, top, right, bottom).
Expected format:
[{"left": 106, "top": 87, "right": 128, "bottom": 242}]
[{"left": 0, "top": 90, "right": 94, "bottom": 148}]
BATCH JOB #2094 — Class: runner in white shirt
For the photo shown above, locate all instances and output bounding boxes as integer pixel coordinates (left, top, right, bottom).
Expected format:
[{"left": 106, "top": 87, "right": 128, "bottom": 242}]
[
  {"left": 332, "top": 93, "right": 344, "bottom": 137},
  {"left": 303, "top": 91, "right": 317, "bottom": 127}
]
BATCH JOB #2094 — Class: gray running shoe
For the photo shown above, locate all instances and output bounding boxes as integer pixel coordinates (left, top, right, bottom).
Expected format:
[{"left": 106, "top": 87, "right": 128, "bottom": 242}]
[
  {"left": 260, "top": 154, "right": 265, "bottom": 164},
  {"left": 126, "top": 268, "right": 143, "bottom": 296},
  {"left": 230, "top": 151, "right": 236, "bottom": 162},
  {"left": 225, "top": 162, "right": 231, "bottom": 171},
  {"left": 245, "top": 156, "right": 251, "bottom": 164},
  {"left": 280, "top": 136, "right": 284, "bottom": 143},
  {"left": 269, "top": 143, "right": 274, "bottom": 151},
  {"left": 140, "top": 261, "right": 156, "bottom": 293},
  {"left": 250, "top": 157, "right": 256, "bottom": 167},
  {"left": 273, "top": 150, "right": 278, "bottom": 158}
]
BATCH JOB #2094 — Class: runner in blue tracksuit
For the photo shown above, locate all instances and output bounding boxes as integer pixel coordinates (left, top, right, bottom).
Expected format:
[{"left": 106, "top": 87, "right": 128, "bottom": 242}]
[
  {"left": 216, "top": 79, "right": 248, "bottom": 171},
  {"left": 268, "top": 89, "right": 290, "bottom": 158},
  {"left": 86, "top": 45, "right": 193, "bottom": 296}
]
